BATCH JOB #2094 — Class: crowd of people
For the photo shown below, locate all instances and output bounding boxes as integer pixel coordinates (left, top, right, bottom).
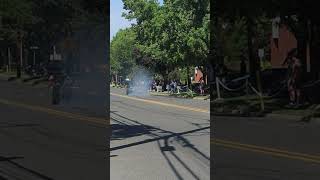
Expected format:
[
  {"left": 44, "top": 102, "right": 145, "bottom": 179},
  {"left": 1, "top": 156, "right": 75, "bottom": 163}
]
[
  {"left": 149, "top": 78, "right": 206, "bottom": 95},
  {"left": 149, "top": 79, "right": 179, "bottom": 93}
]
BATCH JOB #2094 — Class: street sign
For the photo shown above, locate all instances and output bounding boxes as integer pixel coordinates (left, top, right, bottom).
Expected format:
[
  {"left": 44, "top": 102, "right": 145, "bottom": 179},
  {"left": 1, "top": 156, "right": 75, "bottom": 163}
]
[
  {"left": 272, "top": 16, "right": 280, "bottom": 39},
  {"left": 30, "top": 46, "right": 39, "bottom": 50},
  {"left": 50, "top": 45, "right": 62, "bottom": 61},
  {"left": 258, "top": 49, "right": 264, "bottom": 59},
  {"left": 50, "top": 54, "right": 62, "bottom": 61}
]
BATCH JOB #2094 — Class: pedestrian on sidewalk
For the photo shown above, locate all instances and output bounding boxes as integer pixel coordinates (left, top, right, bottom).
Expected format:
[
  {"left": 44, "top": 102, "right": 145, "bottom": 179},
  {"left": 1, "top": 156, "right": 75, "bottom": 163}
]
[
  {"left": 173, "top": 80, "right": 177, "bottom": 93},
  {"left": 283, "top": 49, "right": 302, "bottom": 107},
  {"left": 48, "top": 74, "right": 55, "bottom": 88},
  {"left": 291, "top": 53, "right": 302, "bottom": 107},
  {"left": 199, "top": 77, "right": 205, "bottom": 95},
  {"left": 166, "top": 83, "right": 170, "bottom": 93}
]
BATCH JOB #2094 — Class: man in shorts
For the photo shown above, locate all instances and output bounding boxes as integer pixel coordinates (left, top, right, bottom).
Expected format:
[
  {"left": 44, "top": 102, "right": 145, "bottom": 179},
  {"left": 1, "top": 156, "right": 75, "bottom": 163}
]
[{"left": 287, "top": 52, "right": 302, "bottom": 107}]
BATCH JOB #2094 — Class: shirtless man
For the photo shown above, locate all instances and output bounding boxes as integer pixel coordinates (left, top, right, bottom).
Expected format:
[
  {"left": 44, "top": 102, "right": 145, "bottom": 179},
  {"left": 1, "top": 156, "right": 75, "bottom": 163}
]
[
  {"left": 283, "top": 49, "right": 302, "bottom": 107},
  {"left": 291, "top": 55, "right": 302, "bottom": 106}
]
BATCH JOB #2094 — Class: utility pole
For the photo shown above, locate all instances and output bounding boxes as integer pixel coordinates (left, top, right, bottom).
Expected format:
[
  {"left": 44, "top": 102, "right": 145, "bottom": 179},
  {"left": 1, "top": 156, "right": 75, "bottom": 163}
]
[
  {"left": 30, "top": 46, "right": 39, "bottom": 66},
  {"left": 8, "top": 47, "right": 11, "bottom": 72},
  {"left": 247, "top": 16, "right": 256, "bottom": 85},
  {"left": 16, "top": 31, "right": 22, "bottom": 78}
]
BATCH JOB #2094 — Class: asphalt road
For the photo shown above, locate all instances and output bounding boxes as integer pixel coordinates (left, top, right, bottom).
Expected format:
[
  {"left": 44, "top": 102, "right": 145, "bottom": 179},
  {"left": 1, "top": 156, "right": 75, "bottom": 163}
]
[
  {"left": 0, "top": 74, "right": 108, "bottom": 180},
  {"left": 5, "top": 77, "right": 318, "bottom": 179},
  {"left": 110, "top": 87, "right": 210, "bottom": 180},
  {"left": 213, "top": 115, "right": 320, "bottom": 179}
]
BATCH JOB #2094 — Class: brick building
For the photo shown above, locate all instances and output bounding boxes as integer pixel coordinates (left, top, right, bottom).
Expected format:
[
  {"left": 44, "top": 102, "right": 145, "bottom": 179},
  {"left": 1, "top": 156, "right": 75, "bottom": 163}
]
[
  {"left": 270, "top": 23, "right": 318, "bottom": 80},
  {"left": 270, "top": 25, "right": 297, "bottom": 68}
]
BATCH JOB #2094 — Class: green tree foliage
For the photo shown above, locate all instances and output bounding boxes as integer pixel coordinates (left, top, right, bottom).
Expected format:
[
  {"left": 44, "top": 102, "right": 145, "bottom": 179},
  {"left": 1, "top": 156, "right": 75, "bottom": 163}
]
[
  {"left": 218, "top": 15, "right": 271, "bottom": 68},
  {"left": 0, "top": 0, "right": 39, "bottom": 41},
  {"left": 122, "top": 0, "right": 209, "bottom": 72},
  {"left": 110, "top": 28, "right": 136, "bottom": 78},
  {"left": 220, "top": 17, "right": 247, "bottom": 64}
]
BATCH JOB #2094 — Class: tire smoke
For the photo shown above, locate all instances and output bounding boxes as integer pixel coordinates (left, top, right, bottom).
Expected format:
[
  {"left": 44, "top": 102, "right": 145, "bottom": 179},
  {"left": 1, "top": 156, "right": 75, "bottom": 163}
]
[{"left": 128, "top": 67, "right": 152, "bottom": 97}]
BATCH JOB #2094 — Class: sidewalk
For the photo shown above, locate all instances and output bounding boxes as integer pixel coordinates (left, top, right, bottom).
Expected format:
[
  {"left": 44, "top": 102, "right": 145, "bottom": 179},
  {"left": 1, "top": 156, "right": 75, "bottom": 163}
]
[
  {"left": 110, "top": 87, "right": 210, "bottom": 111},
  {"left": 110, "top": 84, "right": 210, "bottom": 100},
  {"left": 211, "top": 95, "right": 320, "bottom": 124},
  {"left": 0, "top": 72, "right": 47, "bottom": 88},
  {"left": 0, "top": 76, "right": 106, "bottom": 118},
  {"left": 149, "top": 91, "right": 209, "bottom": 100},
  {"left": 0, "top": 72, "right": 15, "bottom": 81}
]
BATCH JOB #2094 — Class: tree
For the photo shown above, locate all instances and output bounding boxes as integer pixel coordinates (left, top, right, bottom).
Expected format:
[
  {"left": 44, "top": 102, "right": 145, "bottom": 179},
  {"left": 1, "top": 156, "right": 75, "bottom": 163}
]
[
  {"left": 0, "top": 0, "right": 39, "bottom": 77},
  {"left": 1, "top": 0, "right": 108, "bottom": 77},
  {"left": 215, "top": 0, "right": 320, "bottom": 79},
  {"left": 122, "top": 0, "right": 209, "bottom": 86},
  {"left": 110, "top": 28, "right": 137, "bottom": 83}
]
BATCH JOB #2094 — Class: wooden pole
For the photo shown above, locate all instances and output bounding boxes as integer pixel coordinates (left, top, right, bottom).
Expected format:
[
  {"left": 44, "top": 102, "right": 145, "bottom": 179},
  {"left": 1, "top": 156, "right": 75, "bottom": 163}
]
[
  {"left": 8, "top": 47, "right": 11, "bottom": 72},
  {"left": 256, "top": 69, "right": 264, "bottom": 111}
]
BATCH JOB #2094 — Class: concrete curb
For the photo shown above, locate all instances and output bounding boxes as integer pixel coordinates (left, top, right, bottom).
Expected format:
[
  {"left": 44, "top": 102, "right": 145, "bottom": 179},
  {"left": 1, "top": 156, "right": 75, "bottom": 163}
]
[
  {"left": 265, "top": 113, "right": 304, "bottom": 121},
  {"left": 313, "top": 117, "right": 320, "bottom": 124},
  {"left": 213, "top": 111, "right": 320, "bottom": 124},
  {"left": 0, "top": 74, "right": 12, "bottom": 81},
  {"left": 149, "top": 92, "right": 209, "bottom": 100},
  {"left": 267, "top": 113, "right": 320, "bottom": 123},
  {"left": 212, "top": 111, "right": 265, "bottom": 117},
  {"left": 0, "top": 74, "right": 47, "bottom": 88}
]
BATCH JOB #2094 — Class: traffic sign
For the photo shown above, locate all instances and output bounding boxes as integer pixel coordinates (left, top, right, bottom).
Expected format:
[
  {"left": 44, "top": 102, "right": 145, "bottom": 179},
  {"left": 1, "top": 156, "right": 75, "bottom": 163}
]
[{"left": 30, "top": 46, "right": 39, "bottom": 50}]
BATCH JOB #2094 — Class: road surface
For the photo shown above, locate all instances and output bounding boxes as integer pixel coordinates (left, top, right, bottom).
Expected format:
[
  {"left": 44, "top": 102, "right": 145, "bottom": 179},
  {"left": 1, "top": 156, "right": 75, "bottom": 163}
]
[
  {"left": 0, "top": 73, "right": 108, "bottom": 180},
  {"left": 213, "top": 115, "right": 320, "bottom": 179},
  {"left": 110, "top": 87, "right": 210, "bottom": 180}
]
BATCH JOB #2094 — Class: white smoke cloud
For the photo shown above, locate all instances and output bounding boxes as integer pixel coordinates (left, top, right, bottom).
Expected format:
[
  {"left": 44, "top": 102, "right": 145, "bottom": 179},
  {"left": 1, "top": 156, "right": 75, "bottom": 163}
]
[{"left": 128, "top": 67, "right": 152, "bottom": 97}]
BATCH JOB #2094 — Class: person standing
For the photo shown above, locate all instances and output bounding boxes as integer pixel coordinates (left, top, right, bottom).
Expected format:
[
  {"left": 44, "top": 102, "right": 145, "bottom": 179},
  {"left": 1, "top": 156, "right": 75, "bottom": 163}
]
[
  {"left": 291, "top": 55, "right": 302, "bottom": 107},
  {"left": 199, "top": 78, "right": 205, "bottom": 95},
  {"left": 173, "top": 80, "right": 177, "bottom": 93},
  {"left": 284, "top": 49, "right": 302, "bottom": 107},
  {"left": 166, "top": 82, "right": 170, "bottom": 93},
  {"left": 283, "top": 51, "right": 295, "bottom": 106}
]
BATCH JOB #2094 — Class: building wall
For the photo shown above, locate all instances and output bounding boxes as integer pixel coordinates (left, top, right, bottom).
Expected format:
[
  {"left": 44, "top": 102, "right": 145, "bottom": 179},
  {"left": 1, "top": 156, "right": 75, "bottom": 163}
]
[
  {"left": 270, "top": 25, "right": 297, "bottom": 68},
  {"left": 194, "top": 67, "right": 203, "bottom": 83}
]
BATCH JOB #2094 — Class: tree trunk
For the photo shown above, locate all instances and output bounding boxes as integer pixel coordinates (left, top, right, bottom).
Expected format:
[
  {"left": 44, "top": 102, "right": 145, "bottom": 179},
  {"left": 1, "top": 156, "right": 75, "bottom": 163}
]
[
  {"left": 0, "top": 50, "right": 4, "bottom": 68},
  {"left": 210, "top": 1, "right": 217, "bottom": 101},
  {"left": 162, "top": 72, "right": 168, "bottom": 91},
  {"left": 310, "top": 22, "right": 320, "bottom": 80},
  {"left": 187, "top": 66, "right": 191, "bottom": 89},
  {"left": 16, "top": 37, "right": 22, "bottom": 78},
  {"left": 247, "top": 16, "right": 256, "bottom": 85},
  {"left": 202, "top": 65, "right": 208, "bottom": 85}
]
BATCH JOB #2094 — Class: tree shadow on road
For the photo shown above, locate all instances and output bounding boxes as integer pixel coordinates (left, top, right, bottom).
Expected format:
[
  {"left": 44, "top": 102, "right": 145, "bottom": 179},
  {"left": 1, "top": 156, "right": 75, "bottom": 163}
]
[
  {"left": 213, "top": 163, "right": 320, "bottom": 180},
  {"left": 111, "top": 111, "right": 162, "bottom": 141},
  {"left": 111, "top": 124, "right": 158, "bottom": 141},
  {"left": 0, "top": 123, "right": 40, "bottom": 129},
  {"left": 110, "top": 111, "right": 210, "bottom": 179},
  {"left": 0, "top": 156, "right": 53, "bottom": 180}
]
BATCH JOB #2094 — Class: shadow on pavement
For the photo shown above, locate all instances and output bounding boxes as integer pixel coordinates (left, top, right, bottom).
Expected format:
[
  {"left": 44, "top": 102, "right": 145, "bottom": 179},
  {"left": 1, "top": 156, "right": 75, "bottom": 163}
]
[
  {"left": 112, "top": 124, "right": 157, "bottom": 140},
  {"left": 0, "top": 156, "right": 53, "bottom": 180},
  {"left": 0, "top": 123, "right": 40, "bottom": 129},
  {"left": 112, "top": 99, "right": 210, "bottom": 121},
  {"left": 213, "top": 164, "right": 320, "bottom": 180},
  {"left": 111, "top": 111, "right": 210, "bottom": 180},
  {"left": 110, "top": 111, "right": 209, "bottom": 153}
]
